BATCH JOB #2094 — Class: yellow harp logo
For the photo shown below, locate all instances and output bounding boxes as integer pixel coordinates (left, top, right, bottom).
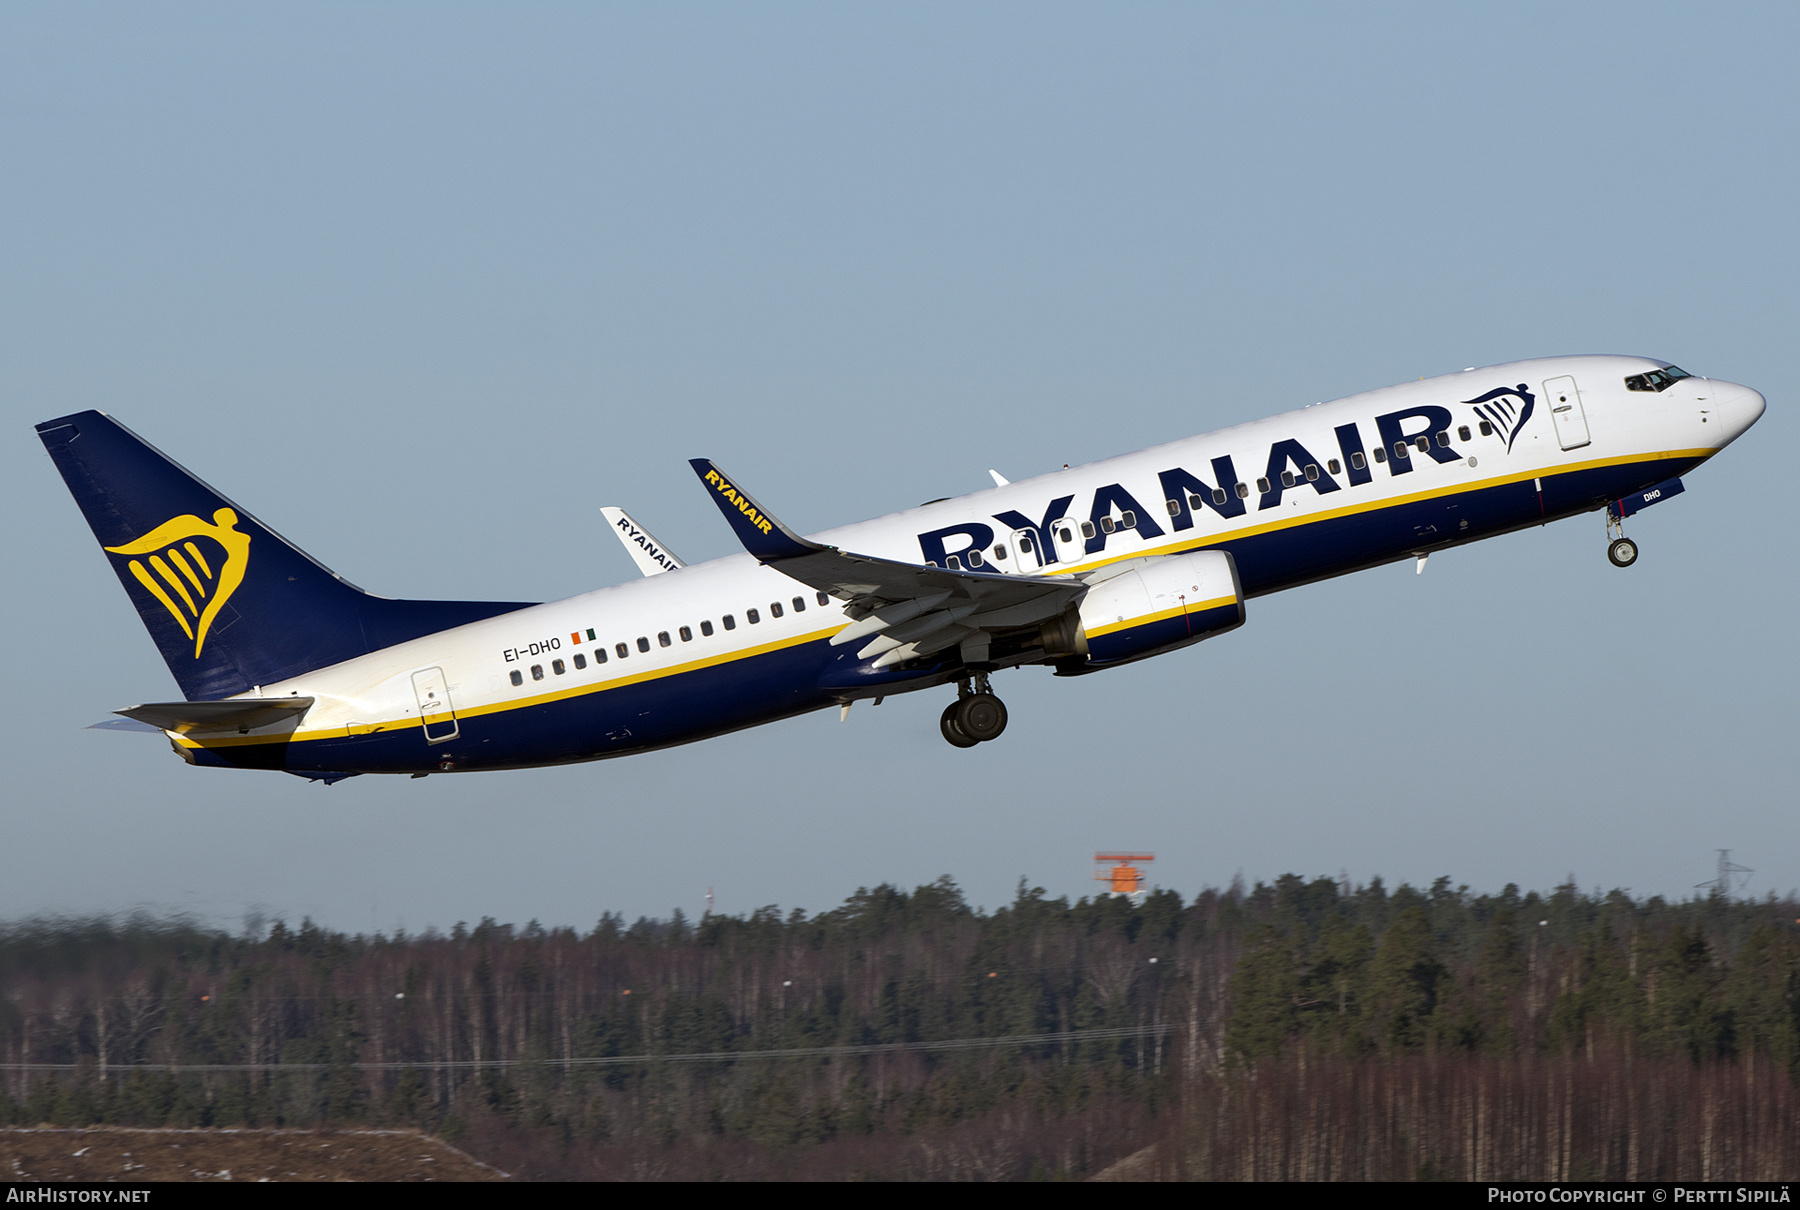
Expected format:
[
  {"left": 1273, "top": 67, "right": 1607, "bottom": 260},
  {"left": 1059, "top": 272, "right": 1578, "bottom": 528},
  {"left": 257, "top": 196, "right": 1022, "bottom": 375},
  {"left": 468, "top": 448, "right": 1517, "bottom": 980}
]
[{"left": 105, "top": 508, "right": 251, "bottom": 658}]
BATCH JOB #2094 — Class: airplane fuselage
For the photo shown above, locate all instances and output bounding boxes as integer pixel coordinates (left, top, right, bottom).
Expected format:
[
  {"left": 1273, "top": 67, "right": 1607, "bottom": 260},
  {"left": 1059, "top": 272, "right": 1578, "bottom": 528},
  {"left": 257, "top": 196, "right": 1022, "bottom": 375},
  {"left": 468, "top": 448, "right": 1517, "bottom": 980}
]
[{"left": 101, "top": 354, "right": 1764, "bottom": 778}]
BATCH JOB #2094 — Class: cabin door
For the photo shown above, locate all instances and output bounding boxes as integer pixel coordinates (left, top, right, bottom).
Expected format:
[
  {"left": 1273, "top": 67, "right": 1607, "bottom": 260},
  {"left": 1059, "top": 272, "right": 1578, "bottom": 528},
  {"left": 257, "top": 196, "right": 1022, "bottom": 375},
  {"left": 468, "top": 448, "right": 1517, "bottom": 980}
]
[
  {"left": 1543, "top": 375, "right": 1591, "bottom": 451},
  {"left": 412, "top": 667, "right": 460, "bottom": 743},
  {"left": 1009, "top": 528, "right": 1045, "bottom": 575},
  {"left": 1049, "top": 517, "right": 1086, "bottom": 567}
]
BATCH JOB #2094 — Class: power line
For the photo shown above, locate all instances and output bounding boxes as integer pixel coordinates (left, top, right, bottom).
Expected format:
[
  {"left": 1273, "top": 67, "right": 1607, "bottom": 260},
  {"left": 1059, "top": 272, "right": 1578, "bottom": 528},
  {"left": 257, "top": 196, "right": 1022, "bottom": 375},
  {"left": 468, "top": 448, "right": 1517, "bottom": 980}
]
[{"left": 0, "top": 1024, "right": 1171, "bottom": 1075}]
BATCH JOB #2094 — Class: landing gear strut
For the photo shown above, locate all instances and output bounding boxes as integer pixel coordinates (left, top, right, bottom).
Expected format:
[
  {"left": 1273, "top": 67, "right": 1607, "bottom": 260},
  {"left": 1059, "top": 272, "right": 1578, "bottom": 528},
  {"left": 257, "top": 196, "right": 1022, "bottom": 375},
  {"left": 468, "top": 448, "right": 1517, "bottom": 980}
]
[
  {"left": 1605, "top": 506, "right": 1638, "bottom": 568},
  {"left": 940, "top": 673, "right": 1008, "bottom": 747}
]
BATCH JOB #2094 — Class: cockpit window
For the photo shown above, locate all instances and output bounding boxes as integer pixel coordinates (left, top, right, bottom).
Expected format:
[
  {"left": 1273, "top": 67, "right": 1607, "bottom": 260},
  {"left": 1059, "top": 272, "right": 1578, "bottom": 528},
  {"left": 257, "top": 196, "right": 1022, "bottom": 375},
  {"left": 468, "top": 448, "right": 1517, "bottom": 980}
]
[{"left": 1624, "top": 365, "right": 1693, "bottom": 393}]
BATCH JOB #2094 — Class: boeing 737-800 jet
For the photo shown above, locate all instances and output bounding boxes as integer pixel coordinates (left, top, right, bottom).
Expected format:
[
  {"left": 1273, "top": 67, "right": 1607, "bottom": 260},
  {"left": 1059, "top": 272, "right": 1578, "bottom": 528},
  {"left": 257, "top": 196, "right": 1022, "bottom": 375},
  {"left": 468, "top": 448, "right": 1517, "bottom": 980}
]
[{"left": 38, "top": 355, "right": 1764, "bottom": 782}]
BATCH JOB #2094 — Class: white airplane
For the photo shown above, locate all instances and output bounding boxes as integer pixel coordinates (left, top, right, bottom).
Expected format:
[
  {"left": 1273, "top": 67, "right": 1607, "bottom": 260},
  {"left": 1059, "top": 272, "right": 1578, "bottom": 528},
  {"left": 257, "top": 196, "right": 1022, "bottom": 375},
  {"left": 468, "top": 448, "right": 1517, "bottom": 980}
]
[{"left": 39, "top": 355, "right": 1763, "bottom": 783}]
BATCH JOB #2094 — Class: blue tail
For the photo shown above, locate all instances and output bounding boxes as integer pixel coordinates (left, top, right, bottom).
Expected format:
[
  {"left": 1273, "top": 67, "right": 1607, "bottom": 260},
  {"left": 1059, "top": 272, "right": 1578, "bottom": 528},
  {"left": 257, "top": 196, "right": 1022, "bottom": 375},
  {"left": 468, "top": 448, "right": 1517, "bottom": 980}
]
[{"left": 37, "top": 411, "right": 535, "bottom": 700}]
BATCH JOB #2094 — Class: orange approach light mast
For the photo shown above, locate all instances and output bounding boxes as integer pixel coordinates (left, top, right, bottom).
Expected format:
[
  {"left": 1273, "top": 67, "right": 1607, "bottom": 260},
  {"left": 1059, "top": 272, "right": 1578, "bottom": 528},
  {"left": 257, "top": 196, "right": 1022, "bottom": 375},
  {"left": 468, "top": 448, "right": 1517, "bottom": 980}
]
[{"left": 1095, "top": 853, "right": 1154, "bottom": 895}]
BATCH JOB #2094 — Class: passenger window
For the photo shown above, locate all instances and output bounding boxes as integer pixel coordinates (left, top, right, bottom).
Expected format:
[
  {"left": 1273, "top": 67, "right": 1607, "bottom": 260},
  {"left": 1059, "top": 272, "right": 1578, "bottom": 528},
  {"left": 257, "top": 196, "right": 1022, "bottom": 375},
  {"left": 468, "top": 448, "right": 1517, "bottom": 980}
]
[
  {"left": 1120, "top": 510, "right": 1136, "bottom": 528},
  {"left": 1435, "top": 432, "right": 1449, "bottom": 447},
  {"left": 747, "top": 609, "right": 760, "bottom": 624},
  {"left": 723, "top": 615, "right": 736, "bottom": 630},
  {"left": 1393, "top": 442, "right": 1409, "bottom": 459},
  {"left": 1281, "top": 471, "right": 1296, "bottom": 488},
  {"left": 531, "top": 664, "right": 544, "bottom": 681},
  {"left": 1213, "top": 489, "right": 1228, "bottom": 506},
  {"left": 679, "top": 626, "right": 692, "bottom": 642},
  {"left": 1235, "top": 483, "right": 1250, "bottom": 499},
  {"left": 1187, "top": 494, "right": 1203, "bottom": 510},
  {"left": 771, "top": 601, "right": 784, "bottom": 617},
  {"left": 816, "top": 592, "right": 829, "bottom": 606},
  {"left": 1099, "top": 517, "right": 1115, "bottom": 534},
  {"left": 1256, "top": 477, "right": 1271, "bottom": 494},
  {"left": 1327, "top": 459, "right": 1341, "bottom": 475},
  {"left": 1019, "top": 535, "right": 1034, "bottom": 554},
  {"left": 792, "top": 596, "right": 805, "bottom": 613},
  {"left": 573, "top": 653, "right": 587, "bottom": 670},
  {"left": 946, "top": 556, "right": 962, "bottom": 570},
  {"left": 1058, "top": 526, "right": 1075, "bottom": 543},
  {"left": 552, "top": 659, "right": 565, "bottom": 675},
  {"left": 1351, "top": 452, "right": 1366, "bottom": 469},
  {"left": 1166, "top": 499, "right": 1181, "bottom": 517},
  {"left": 595, "top": 647, "right": 608, "bottom": 664},
  {"left": 1305, "top": 464, "right": 1320, "bottom": 481},
  {"left": 1415, "top": 437, "right": 1430, "bottom": 453},
  {"left": 966, "top": 550, "right": 984, "bottom": 568},
  {"left": 637, "top": 636, "right": 650, "bottom": 652},
  {"left": 1479, "top": 421, "right": 1493, "bottom": 436},
  {"left": 658, "top": 632, "right": 671, "bottom": 647},
  {"left": 1080, "top": 521, "right": 1096, "bottom": 538},
  {"left": 1373, "top": 447, "right": 1386, "bottom": 464},
  {"left": 700, "top": 620, "right": 714, "bottom": 636},
  {"left": 509, "top": 669, "right": 523, "bottom": 687},
  {"left": 615, "top": 642, "right": 629, "bottom": 659},
  {"left": 1458, "top": 425, "right": 1472, "bottom": 442}
]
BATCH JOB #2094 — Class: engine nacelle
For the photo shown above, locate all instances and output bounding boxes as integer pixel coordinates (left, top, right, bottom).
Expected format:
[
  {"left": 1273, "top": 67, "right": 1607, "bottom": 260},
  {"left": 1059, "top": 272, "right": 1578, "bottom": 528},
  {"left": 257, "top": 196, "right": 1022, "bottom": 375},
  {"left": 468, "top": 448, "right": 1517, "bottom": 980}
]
[{"left": 1067, "top": 549, "right": 1244, "bottom": 670}]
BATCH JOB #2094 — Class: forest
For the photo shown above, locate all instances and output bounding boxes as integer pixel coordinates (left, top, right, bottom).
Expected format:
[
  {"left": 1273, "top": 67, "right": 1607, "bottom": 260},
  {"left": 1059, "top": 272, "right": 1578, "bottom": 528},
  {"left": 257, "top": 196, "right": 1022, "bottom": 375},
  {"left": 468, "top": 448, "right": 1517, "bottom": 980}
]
[{"left": 2, "top": 873, "right": 1796, "bottom": 1181}]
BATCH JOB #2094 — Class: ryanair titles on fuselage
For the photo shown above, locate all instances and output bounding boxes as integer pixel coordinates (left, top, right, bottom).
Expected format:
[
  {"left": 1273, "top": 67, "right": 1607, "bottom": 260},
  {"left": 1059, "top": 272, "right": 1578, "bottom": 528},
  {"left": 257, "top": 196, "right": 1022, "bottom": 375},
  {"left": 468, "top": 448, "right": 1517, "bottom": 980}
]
[{"left": 913, "top": 389, "right": 1529, "bottom": 567}]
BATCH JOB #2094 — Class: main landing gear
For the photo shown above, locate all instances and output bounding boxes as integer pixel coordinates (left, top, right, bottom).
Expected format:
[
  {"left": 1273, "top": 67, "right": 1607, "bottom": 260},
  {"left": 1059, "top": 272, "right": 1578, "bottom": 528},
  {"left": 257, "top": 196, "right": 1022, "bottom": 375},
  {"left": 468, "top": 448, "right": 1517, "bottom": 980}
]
[
  {"left": 940, "top": 673, "right": 1008, "bottom": 748},
  {"left": 1605, "top": 506, "right": 1639, "bottom": 568}
]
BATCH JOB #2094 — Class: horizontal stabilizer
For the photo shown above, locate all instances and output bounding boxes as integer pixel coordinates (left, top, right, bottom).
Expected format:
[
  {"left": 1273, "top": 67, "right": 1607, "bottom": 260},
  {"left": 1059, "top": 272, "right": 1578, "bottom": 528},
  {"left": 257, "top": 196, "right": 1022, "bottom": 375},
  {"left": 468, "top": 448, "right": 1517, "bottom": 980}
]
[
  {"left": 116, "top": 697, "right": 314, "bottom": 735},
  {"left": 88, "top": 717, "right": 164, "bottom": 733},
  {"left": 599, "top": 506, "right": 686, "bottom": 576}
]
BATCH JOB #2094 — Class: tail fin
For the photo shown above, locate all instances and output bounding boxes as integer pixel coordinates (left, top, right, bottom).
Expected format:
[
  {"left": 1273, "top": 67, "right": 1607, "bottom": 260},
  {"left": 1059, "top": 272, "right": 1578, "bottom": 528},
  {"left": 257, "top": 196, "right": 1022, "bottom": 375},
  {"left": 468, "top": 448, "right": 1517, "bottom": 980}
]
[{"left": 37, "top": 411, "right": 535, "bottom": 700}]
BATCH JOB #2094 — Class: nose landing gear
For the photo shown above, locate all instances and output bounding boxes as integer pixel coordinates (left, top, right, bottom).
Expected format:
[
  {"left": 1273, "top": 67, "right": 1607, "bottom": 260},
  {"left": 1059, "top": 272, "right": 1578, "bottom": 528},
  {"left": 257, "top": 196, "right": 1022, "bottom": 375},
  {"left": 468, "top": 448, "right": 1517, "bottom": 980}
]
[
  {"left": 939, "top": 673, "right": 1008, "bottom": 747},
  {"left": 1605, "top": 505, "right": 1639, "bottom": 567}
]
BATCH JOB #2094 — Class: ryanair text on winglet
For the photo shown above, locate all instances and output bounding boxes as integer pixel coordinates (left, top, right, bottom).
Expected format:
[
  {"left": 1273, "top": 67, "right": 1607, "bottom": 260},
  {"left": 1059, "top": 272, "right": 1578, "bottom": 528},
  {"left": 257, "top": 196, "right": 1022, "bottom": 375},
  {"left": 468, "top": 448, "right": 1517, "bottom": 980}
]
[{"left": 705, "top": 470, "right": 775, "bottom": 535}]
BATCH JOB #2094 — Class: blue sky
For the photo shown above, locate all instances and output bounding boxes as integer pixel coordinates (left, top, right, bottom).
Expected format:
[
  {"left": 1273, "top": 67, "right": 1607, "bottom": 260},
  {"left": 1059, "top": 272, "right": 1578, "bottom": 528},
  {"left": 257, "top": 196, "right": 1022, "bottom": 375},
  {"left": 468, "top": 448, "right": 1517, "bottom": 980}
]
[{"left": 3, "top": 2, "right": 1794, "bottom": 932}]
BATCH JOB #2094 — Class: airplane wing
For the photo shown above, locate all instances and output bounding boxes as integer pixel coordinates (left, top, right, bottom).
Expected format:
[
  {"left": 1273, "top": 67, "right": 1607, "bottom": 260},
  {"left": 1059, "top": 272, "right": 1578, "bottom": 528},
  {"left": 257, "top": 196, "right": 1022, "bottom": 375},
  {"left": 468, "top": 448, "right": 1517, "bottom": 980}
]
[
  {"left": 689, "top": 459, "right": 1083, "bottom": 668},
  {"left": 599, "top": 506, "right": 686, "bottom": 576}
]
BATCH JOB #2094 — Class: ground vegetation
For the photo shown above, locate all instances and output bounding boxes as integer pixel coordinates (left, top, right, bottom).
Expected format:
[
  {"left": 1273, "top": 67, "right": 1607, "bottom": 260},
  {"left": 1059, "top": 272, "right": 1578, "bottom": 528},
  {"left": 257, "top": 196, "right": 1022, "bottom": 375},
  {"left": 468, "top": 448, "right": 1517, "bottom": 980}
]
[{"left": 0, "top": 874, "right": 1794, "bottom": 1180}]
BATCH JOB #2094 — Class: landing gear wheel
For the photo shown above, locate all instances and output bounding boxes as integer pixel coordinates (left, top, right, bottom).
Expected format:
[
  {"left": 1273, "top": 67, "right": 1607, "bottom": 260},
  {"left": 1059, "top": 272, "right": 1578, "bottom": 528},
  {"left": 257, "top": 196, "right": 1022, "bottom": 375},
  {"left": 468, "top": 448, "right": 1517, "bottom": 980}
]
[
  {"left": 940, "top": 703, "right": 980, "bottom": 748},
  {"left": 1608, "top": 537, "right": 1638, "bottom": 567},
  {"left": 954, "top": 693, "right": 1008, "bottom": 743}
]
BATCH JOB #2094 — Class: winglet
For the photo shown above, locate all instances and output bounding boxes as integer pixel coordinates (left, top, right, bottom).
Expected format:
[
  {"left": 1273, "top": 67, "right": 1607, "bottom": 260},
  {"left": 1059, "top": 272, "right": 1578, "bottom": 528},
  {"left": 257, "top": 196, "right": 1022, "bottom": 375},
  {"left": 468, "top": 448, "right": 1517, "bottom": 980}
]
[
  {"left": 688, "top": 459, "right": 822, "bottom": 561},
  {"left": 598, "top": 506, "right": 686, "bottom": 576}
]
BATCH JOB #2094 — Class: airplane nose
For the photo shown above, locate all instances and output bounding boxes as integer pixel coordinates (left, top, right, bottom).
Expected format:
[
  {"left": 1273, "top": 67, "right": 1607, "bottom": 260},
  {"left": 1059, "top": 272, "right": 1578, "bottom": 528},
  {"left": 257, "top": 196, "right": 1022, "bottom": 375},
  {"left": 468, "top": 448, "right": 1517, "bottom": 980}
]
[{"left": 1708, "top": 380, "right": 1767, "bottom": 446}]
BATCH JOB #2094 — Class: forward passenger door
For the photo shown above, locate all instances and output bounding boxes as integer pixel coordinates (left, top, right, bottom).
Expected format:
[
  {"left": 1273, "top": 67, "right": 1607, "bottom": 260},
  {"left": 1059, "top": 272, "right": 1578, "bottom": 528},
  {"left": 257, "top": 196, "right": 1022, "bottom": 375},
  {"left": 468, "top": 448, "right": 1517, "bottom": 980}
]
[{"left": 1543, "top": 375, "right": 1591, "bottom": 451}]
